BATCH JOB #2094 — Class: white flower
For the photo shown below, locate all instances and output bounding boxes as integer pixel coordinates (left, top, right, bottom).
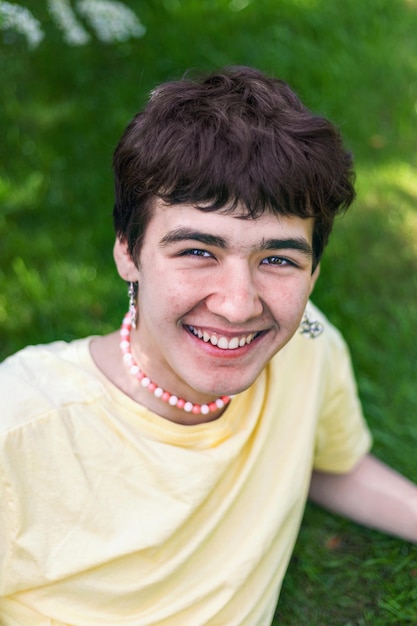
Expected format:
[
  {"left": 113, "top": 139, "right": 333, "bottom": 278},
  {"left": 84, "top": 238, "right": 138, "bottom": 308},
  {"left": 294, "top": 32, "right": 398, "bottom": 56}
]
[
  {"left": 47, "top": 0, "right": 90, "bottom": 45},
  {"left": 76, "top": 0, "right": 146, "bottom": 43},
  {"left": 0, "top": 1, "right": 44, "bottom": 48},
  {"left": 0, "top": 0, "right": 146, "bottom": 47}
]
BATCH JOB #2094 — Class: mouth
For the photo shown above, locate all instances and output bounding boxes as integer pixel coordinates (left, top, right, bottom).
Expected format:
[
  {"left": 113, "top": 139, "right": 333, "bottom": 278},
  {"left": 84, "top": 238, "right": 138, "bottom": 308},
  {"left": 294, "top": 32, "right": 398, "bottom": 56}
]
[{"left": 187, "top": 325, "right": 262, "bottom": 350}]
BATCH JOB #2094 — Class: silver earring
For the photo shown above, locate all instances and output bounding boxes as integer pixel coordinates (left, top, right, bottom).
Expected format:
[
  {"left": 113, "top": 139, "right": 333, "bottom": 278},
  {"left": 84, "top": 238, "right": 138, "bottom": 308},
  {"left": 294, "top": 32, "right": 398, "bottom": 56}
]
[
  {"left": 128, "top": 281, "right": 137, "bottom": 329},
  {"left": 299, "top": 310, "right": 323, "bottom": 339}
]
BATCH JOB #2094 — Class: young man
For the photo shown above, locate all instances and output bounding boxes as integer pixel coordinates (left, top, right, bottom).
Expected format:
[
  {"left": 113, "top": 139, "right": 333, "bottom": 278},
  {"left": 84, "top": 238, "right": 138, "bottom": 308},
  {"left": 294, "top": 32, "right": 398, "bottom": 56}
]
[{"left": 0, "top": 66, "right": 416, "bottom": 625}]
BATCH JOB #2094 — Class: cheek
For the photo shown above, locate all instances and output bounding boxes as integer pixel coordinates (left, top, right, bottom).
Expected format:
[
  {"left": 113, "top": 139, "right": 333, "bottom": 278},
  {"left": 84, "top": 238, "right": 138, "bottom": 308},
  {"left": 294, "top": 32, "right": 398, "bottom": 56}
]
[
  {"left": 169, "top": 269, "right": 209, "bottom": 298},
  {"left": 146, "top": 280, "right": 201, "bottom": 322},
  {"left": 269, "top": 278, "right": 311, "bottom": 305},
  {"left": 266, "top": 280, "right": 311, "bottom": 322}
]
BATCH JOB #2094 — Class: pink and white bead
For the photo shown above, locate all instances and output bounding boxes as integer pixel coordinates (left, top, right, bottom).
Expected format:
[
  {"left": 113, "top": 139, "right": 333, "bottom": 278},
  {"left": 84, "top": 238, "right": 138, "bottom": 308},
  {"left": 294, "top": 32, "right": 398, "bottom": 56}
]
[{"left": 120, "top": 313, "right": 231, "bottom": 415}]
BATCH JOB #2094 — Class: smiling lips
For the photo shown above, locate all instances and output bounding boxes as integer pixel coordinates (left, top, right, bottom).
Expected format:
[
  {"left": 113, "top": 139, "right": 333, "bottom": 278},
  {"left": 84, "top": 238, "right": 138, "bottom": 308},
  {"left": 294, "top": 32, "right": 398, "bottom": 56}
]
[{"left": 188, "top": 325, "right": 260, "bottom": 350}]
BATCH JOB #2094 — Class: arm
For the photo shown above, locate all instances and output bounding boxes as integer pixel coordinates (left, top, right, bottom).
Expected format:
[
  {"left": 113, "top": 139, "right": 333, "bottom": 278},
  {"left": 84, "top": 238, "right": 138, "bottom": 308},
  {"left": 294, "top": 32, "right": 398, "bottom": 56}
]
[{"left": 309, "top": 453, "right": 417, "bottom": 543}]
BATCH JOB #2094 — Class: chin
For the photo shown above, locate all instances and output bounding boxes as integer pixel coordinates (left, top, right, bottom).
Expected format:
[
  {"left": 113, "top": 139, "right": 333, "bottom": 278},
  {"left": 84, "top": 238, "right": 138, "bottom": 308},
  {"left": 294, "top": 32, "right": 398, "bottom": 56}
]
[{"left": 194, "top": 371, "right": 264, "bottom": 400}]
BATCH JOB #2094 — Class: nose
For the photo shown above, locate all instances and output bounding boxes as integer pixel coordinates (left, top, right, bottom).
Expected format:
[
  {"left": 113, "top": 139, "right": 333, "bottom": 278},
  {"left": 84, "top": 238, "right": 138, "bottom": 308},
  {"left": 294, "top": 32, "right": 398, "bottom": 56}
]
[{"left": 205, "top": 262, "right": 264, "bottom": 323}]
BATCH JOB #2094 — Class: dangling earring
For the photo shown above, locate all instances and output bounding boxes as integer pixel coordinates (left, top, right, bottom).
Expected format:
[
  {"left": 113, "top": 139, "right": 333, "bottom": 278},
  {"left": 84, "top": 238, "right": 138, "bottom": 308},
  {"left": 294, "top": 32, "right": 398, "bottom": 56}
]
[
  {"left": 299, "top": 310, "right": 323, "bottom": 339},
  {"left": 128, "top": 281, "right": 138, "bottom": 329}
]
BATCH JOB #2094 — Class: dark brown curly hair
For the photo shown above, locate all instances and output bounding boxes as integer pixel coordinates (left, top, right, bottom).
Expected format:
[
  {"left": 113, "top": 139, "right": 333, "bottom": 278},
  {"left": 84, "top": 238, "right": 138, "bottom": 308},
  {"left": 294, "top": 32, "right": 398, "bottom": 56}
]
[{"left": 113, "top": 66, "right": 355, "bottom": 270}]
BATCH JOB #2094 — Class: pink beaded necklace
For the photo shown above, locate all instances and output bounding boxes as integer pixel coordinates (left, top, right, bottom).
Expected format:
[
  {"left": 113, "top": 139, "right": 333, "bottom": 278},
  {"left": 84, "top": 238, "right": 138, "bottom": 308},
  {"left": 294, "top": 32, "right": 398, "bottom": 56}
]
[{"left": 120, "top": 313, "right": 231, "bottom": 416}]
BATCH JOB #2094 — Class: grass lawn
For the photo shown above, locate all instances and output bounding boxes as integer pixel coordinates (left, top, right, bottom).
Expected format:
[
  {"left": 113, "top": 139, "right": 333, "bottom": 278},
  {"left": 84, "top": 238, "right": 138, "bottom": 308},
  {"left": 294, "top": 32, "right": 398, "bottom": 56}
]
[{"left": 1, "top": 0, "right": 417, "bottom": 622}]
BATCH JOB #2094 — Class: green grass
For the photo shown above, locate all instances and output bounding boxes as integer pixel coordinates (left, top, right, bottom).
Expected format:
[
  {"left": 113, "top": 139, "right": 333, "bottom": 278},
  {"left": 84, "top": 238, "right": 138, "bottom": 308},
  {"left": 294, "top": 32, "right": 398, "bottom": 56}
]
[{"left": 1, "top": 0, "right": 417, "bottom": 623}]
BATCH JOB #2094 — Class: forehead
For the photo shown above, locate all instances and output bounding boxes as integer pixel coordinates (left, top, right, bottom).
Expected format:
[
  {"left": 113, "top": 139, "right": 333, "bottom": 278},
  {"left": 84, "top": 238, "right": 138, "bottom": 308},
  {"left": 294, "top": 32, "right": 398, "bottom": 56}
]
[{"left": 146, "top": 200, "right": 314, "bottom": 249}]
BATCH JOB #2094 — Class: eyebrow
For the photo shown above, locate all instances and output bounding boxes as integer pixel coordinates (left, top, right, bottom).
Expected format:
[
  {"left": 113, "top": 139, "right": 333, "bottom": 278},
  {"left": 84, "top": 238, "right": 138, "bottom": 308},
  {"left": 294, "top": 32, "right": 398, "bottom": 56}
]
[
  {"left": 159, "top": 228, "right": 228, "bottom": 249},
  {"left": 260, "top": 238, "right": 313, "bottom": 258},
  {"left": 159, "top": 227, "right": 313, "bottom": 258}
]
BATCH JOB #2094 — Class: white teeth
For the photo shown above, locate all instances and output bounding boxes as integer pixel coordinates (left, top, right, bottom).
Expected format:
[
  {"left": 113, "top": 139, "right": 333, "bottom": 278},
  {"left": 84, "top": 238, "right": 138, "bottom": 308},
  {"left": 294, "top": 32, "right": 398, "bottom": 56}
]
[{"left": 189, "top": 326, "right": 258, "bottom": 350}]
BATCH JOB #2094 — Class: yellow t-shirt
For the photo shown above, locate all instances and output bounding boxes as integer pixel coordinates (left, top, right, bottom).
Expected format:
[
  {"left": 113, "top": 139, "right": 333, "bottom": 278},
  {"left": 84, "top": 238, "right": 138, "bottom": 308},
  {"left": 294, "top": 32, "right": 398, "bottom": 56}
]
[{"left": 0, "top": 304, "right": 371, "bottom": 626}]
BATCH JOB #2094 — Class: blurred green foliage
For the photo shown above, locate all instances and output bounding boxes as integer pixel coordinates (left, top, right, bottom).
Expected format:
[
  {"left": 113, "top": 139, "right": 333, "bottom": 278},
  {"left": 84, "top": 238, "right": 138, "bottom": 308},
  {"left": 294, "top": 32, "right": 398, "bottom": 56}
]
[{"left": 1, "top": 0, "right": 417, "bottom": 623}]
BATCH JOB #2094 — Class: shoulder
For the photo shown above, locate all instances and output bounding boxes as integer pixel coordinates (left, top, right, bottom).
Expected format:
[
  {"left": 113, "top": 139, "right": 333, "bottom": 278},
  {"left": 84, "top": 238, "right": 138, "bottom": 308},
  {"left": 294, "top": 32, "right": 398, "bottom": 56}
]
[
  {"left": 266, "top": 301, "right": 359, "bottom": 410},
  {"left": 263, "top": 301, "right": 357, "bottom": 418},
  {"left": 0, "top": 338, "right": 104, "bottom": 434}
]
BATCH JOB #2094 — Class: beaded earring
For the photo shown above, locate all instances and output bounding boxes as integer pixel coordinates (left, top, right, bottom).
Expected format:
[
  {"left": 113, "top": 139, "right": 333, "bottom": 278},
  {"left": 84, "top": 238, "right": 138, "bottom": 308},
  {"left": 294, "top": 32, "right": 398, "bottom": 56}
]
[
  {"left": 128, "top": 281, "right": 137, "bottom": 329},
  {"left": 299, "top": 310, "right": 323, "bottom": 339}
]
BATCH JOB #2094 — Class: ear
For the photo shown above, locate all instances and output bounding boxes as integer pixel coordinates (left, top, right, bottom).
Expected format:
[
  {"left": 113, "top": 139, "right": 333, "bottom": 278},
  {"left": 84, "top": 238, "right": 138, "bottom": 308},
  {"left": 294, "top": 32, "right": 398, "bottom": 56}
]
[
  {"left": 309, "top": 263, "right": 321, "bottom": 295},
  {"left": 113, "top": 238, "right": 140, "bottom": 282}
]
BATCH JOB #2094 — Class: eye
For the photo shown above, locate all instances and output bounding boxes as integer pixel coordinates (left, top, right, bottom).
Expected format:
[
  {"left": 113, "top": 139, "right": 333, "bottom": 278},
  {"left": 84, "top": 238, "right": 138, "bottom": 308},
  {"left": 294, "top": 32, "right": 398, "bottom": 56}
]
[
  {"left": 181, "top": 248, "right": 213, "bottom": 258},
  {"left": 261, "top": 256, "right": 295, "bottom": 267}
]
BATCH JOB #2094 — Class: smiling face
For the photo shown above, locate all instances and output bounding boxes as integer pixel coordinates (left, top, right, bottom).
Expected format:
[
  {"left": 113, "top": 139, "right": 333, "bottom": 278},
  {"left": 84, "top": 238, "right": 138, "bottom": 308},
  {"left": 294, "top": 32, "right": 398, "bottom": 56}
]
[{"left": 114, "top": 200, "right": 319, "bottom": 420}]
